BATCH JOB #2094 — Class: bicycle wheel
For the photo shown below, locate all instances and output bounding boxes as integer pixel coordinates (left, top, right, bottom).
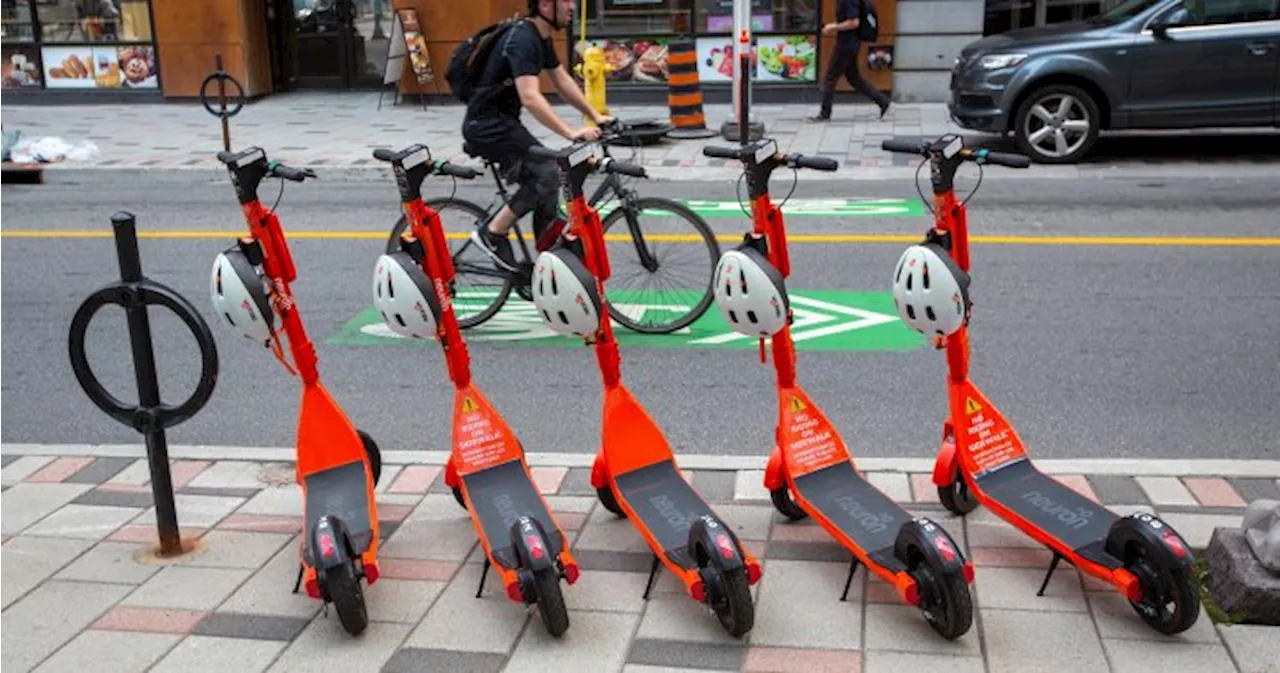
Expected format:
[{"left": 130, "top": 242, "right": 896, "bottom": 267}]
[
  {"left": 601, "top": 197, "right": 719, "bottom": 334},
  {"left": 385, "top": 198, "right": 512, "bottom": 329}
]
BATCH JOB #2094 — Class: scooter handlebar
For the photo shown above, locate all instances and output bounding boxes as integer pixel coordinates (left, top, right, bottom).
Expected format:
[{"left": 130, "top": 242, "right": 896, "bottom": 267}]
[
  {"left": 702, "top": 145, "right": 743, "bottom": 160},
  {"left": 974, "top": 149, "right": 1032, "bottom": 168},
  {"left": 371, "top": 149, "right": 395, "bottom": 162},
  {"left": 789, "top": 154, "right": 838, "bottom": 171},
  {"left": 881, "top": 138, "right": 927, "bottom": 155},
  {"left": 436, "top": 162, "right": 478, "bottom": 179},
  {"left": 268, "top": 162, "right": 315, "bottom": 182}
]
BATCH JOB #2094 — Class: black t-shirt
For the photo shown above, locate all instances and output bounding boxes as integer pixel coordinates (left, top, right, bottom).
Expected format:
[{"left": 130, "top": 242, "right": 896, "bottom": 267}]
[
  {"left": 836, "top": 0, "right": 862, "bottom": 51},
  {"left": 467, "top": 20, "right": 560, "bottom": 124}
]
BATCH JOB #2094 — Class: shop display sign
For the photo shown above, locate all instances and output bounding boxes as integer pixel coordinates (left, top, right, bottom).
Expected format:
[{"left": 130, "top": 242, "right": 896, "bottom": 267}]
[
  {"left": 39, "top": 45, "right": 156, "bottom": 89},
  {"left": 396, "top": 8, "right": 434, "bottom": 84},
  {"left": 579, "top": 38, "right": 671, "bottom": 84},
  {"left": 3, "top": 45, "right": 43, "bottom": 89}
]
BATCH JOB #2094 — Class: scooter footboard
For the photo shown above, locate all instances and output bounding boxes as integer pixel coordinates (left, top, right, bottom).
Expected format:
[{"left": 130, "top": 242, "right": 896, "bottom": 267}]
[
  {"left": 304, "top": 460, "right": 374, "bottom": 565},
  {"left": 463, "top": 460, "right": 566, "bottom": 570}
]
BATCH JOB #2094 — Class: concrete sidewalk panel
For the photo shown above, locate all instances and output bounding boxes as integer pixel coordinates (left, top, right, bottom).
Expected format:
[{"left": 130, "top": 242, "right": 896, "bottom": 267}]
[
  {"left": 404, "top": 562, "right": 530, "bottom": 654},
  {"left": 266, "top": 618, "right": 409, "bottom": 673},
  {"left": 0, "top": 580, "right": 132, "bottom": 673},
  {"left": 149, "top": 636, "right": 287, "bottom": 673},
  {"left": 53, "top": 540, "right": 160, "bottom": 585},
  {"left": 980, "top": 609, "right": 1108, "bottom": 673},
  {"left": 1218, "top": 623, "right": 1280, "bottom": 673},
  {"left": 25, "top": 504, "right": 141, "bottom": 541},
  {"left": 1, "top": 483, "right": 93, "bottom": 534},
  {"left": 1088, "top": 590, "right": 1219, "bottom": 644},
  {"left": 1102, "top": 638, "right": 1236, "bottom": 673},
  {"left": 863, "top": 603, "right": 982, "bottom": 656},
  {"left": 975, "top": 566, "right": 1088, "bottom": 612},
  {"left": 1, "top": 536, "right": 95, "bottom": 608},
  {"left": 506, "top": 610, "right": 641, "bottom": 673},
  {"left": 183, "top": 530, "right": 292, "bottom": 569},
  {"left": 33, "top": 631, "right": 179, "bottom": 673},
  {"left": 123, "top": 566, "right": 253, "bottom": 610},
  {"left": 750, "top": 560, "right": 862, "bottom": 649},
  {"left": 864, "top": 652, "right": 985, "bottom": 673}
]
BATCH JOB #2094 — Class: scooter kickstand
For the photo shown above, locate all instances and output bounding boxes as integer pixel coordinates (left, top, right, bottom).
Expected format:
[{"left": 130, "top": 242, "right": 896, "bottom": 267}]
[
  {"left": 1036, "top": 553, "right": 1064, "bottom": 597},
  {"left": 642, "top": 555, "right": 662, "bottom": 601},
  {"left": 292, "top": 563, "right": 304, "bottom": 594},
  {"left": 840, "top": 556, "right": 861, "bottom": 602},
  {"left": 476, "top": 558, "right": 491, "bottom": 599}
]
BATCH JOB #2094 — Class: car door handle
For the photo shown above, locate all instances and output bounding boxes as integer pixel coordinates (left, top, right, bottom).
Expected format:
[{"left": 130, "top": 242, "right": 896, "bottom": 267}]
[{"left": 1246, "top": 42, "right": 1273, "bottom": 56}]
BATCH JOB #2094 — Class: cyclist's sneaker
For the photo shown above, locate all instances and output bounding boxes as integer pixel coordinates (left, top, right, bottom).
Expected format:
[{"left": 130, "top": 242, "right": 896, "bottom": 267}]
[{"left": 470, "top": 227, "right": 518, "bottom": 273}]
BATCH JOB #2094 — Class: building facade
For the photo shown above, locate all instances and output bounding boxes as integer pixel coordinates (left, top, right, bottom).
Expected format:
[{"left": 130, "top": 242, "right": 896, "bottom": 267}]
[{"left": 1, "top": 0, "right": 1108, "bottom": 104}]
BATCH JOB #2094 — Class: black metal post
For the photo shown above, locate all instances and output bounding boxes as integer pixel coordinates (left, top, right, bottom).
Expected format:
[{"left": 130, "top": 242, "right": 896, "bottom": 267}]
[
  {"left": 112, "top": 212, "right": 182, "bottom": 556},
  {"left": 215, "top": 54, "right": 230, "bottom": 152}
]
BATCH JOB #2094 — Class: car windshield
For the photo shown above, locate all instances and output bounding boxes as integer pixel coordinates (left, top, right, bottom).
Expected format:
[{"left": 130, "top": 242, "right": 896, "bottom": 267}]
[{"left": 1088, "top": 0, "right": 1166, "bottom": 24}]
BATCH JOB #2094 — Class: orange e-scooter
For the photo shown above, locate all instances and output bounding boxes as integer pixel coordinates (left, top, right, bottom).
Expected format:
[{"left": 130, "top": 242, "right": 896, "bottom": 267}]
[
  {"left": 210, "top": 147, "right": 382, "bottom": 636},
  {"left": 702, "top": 138, "right": 975, "bottom": 639},
  {"left": 369, "top": 144, "right": 579, "bottom": 637},
  {"left": 526, "top": 141, "right": 762, "bottom": 637},
  {"left": 881, "top": 134, "right": 1201, "bottom": 635}
]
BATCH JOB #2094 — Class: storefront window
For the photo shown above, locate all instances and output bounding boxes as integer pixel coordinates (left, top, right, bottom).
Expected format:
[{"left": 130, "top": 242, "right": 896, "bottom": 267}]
[
  {"left": 583, "top": 0, "right": 694, "bottom": 36},
  {"left": 984, "top": 0, "right": 1108, "bottom": 34},
  {"left": 695, "top": 0, "right": 817, "bottom": 33},
  {"left": 1, "top": 0, "right": 155, "bottom": 92}
]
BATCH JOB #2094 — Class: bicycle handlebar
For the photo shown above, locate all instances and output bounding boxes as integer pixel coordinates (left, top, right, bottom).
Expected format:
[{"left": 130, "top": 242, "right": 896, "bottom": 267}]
[
  {"left": 602, "top": 158, "right": 646, "bottom": 178},
  {"left": 526, "top": 145, "right": 565, "bottom": 161},
  {"left": 880, "top": 136, "right": 1031, "bottom": 169}
]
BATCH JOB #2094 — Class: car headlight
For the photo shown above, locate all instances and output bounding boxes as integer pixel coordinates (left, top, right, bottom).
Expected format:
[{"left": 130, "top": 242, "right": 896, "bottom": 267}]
[{"left": 978, "top": 53, "right": 1028, "bottom": 70}]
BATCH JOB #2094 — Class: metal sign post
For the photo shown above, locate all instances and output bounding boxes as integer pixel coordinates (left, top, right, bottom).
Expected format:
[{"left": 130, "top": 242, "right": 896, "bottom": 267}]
[{"left": 720, "top": 0, "right": 764, "bottom": 143}]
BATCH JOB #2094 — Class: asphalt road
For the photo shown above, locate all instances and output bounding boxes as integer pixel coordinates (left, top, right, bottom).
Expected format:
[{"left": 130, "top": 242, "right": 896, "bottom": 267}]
[{"left": 3, "top": 172, "right": 1278, "bottom": 461}]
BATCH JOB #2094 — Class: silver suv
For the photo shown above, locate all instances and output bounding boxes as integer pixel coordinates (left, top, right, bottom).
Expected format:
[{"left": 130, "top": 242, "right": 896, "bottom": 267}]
[{"left": 948, "top": 0, "right": 1279, "bottom": 163}]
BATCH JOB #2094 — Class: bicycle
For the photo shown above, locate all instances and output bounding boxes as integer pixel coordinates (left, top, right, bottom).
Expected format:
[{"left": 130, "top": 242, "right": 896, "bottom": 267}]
[{"left": 384, "top": 120, "right": 720, "bottom": 334}]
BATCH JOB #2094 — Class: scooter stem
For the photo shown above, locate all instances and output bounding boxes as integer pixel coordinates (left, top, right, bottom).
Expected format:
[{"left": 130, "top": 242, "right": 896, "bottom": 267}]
[
  {"left": 751, "top": 195, "right": 798, "bottom": 390},
  {"left": 406, "top": 201, "right": 473, "bottom": 388},
  {"left": 934, "top": 191, "right": 971, "bottom": 384},
  {"left": 568, "top": 197, "right": 623, "bottom": 389},
  {"left": 244, "top": 203, "right": 319, "bottom": 385}
]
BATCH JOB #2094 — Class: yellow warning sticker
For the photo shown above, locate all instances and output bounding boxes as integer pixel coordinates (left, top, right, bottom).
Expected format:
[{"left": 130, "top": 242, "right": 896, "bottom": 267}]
[
  {"left": 965, "top": 397, "right": 983, "bottom": 415},
  {"left": 461, "top": 397, "right": 480, "bottom": 413},
  {"left": 790, "top": 397, "right": 807, "bottom": 413}
]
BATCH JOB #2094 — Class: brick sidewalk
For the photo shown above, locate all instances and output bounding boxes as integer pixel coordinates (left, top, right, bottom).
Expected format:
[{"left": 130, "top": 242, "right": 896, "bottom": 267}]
[{"left": 3, "top": 446, "right": 1277, "bottom": 673}]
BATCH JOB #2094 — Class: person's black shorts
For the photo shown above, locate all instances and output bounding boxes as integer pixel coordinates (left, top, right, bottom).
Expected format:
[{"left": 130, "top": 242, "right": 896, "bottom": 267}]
[{"left": 463, "top": 116, "right": 559, "bottom": 239}]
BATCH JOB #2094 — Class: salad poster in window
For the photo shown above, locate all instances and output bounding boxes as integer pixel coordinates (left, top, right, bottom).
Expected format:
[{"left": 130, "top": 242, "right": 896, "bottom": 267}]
[{"left": 756, "top": 35, "right": 817, "bottom": 82}]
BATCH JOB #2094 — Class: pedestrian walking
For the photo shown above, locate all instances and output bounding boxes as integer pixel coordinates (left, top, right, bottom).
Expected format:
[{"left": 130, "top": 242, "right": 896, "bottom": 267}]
[{"left": 809, "top": 0, "right": 891, "bottom": 122}]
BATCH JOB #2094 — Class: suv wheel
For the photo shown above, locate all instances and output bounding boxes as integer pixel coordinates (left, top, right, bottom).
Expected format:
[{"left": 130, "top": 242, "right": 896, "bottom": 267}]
[{"left": 1013, "top": 84, "right": 1100, "bottom": 164}]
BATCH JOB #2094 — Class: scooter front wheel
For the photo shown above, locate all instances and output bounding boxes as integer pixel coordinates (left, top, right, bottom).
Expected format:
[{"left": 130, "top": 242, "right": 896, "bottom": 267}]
[
  {"left": 357, "top": 429, "right": 381, "bottom": 486},
  {"left": 597, "top": 485, "right": 626, "bottom": 517},
  {"left": 533, "top": 567, "right": 570, "bottom": 637},
  {"left": 937, "top": 468, "right": 980, "bottom": 516},
  {"left": 769, "top": 486, "right": 808, "bottom": 521},
  {"left": 702, "top": 565, "right": 754, "bottom": 638},
  {"left": 911, "top": 558, "right": 973, "bottom": 639},
  {"left": 326, "top": 560, "right": 369, "bottom": 636}
]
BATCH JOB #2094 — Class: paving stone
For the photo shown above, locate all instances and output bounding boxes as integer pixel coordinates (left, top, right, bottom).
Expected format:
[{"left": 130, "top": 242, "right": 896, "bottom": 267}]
[
  {"left": 388, "top": 465, "right": 442, "bottom": 494},
  {"left": 169, "top": 461, "right": 214, "bottom": 489},
  {"left": 507, "top": 610, "right": 642, "bottom": 672},
  {"left": 563, "top": 569, "right": 649, "bottom": 613},
  {"left": 764, "top": 540, "right": 849, "bottom": 563},
  {"left": 188, "top": 461, "right": 267, "bottom": 490},
  {"left": 378, "top": 558, "right": 460, "bottom": 582},
  {"left": 3, "top": 536, "right": 92, "bottom": 606},
  {"left": 975, "top": 565, "right": 1087, "bottom": 612},
  {"left": 964, "top": 517, "right": 1043, "bottom": 549},
  {"left": 1087, "top": 475, "right": 1150, "bottom": 505},
  {"left": 751, "top": 560, "right": 861, "bottom": 649},
  {"left": 1183, "top": 477, "right": 1247, "bottom": 508},
  {"left": 183, "top": 530, "right": 292, "bottom": 569},
  {"left": 743, "top": 646, "right": 863, "bottom": 673},
  {"left": 217, "top": 514, "right": 302, "bottom": 535},
  {"left": 1218, "top": 623, "right": 1280, "bottom": 673},
  {"left": 1102, "top": 638, "right": 1237, "bottom": 673},
  {"left": 1, "top": 455, "right": 56, "bottom": 486},
  {"left": 364, "top": 578, "right": 447, "bottom": 624},
  {"left": 383, "top": 648, "right": 508, "bottom": 673},
  {"left": 149, "top": 635, "right": 287, "bottom": 673},
  {"left": 734, "top": 470, "right": 769, "bottom": 501},
  {"left": 689, "top": 470, "right": 737, "bottom": 503},
  {"left": 91, "top": 606, "right": 208, "bottom": 634},
  {"left": 0, "top": 580, "right": 133, "bottom": 673},
  {"left": 863, "top": 603, "right": 982, "bottom": 656},
  {"left": 627, "top": 638, "right": 746, "bottom": 671},
  {"left": 1051, "top": 474, "right": 1100, "bottom": 502},
  {"left": 212, "top": 538, "right": 319, "bottom": 619},
  {"left": 181, "top": 486, "right": 263, "bottom": 499},
  {"left": 133, "top": 494, "right": 245, "bottom": 529},
  {"left": 909, "top": 474, "right": 940, "bottom": 504},
  {"left": 769, "top": 521, "right": 831, "bottom": 544},
  {"left": 404, "top": 562, "right": 530, "bottom": 653},
  {"left": 379, "top": 494, "right": 479, "bottom": 561},
  {"left": 863, "top": 652, "right": 984, "bottom": 673},
  {"left": 1136, "top": 476, "right": 1198, "bottom": 506},
  {"left": 710, "top": 503, "right": 772, "bottom": 541},
  {"left": 373, "top": 465, "right": 403, "bottom": 493},
  {"left": 970, "top": 546, "right": 1054, "bottom": 568},
  {"left": 867, "top": 472, "right": 911, "bottom": 503},
  {"left": 192, "top": 613, "right": 311, "bottom": 641},
  {"left": 1087, "top": 590, "right": 1220, "bottom": 644},
  {"left": 544, "top": 495, "right": 598, "bottom": 513},
  {"left": 54, "top": 540, "right": 160, "bottom": 585},
  {"left": 574, "top": 549, "right": 658, "bottom": 573},
  {"left": 123, "top": 565, "right": 253, "bottom": 610},
  {"left": 624, "top": 666, "right": 726, "bottom": 673},
  {"left": 103, "top": 459, "right": 150, "bottom": 486},
  {"left": 1229, "top": 478, "right": 1280, "bottom": 505},
  {"left": 63, "top": 457, "right": 137, "bottom": 485},
  {"left": 1, "top": 454, "right": 21, "bottom": 467},
  {"left": 1157, "top": 511, "right": 1243, "bottom": 549},
  {"left": 1, "top": 483, "right": 93, "bottom": 534},
  {"left": 33, "top": 630, "right": 180, "bottom": 673},
  {"left": 71, "top": 487, "right": 156, "bottom": 508},
  {"left": 25, "top": 504, "right": 141, "bottom": 541},
  {"left": 557, "top": 467, "right": 596, "bottom": 496},
  {"left": 25, "top": 457, "right": 94, "bottom": 483},
  {"left": 574, "top": 502, "right": 652, "bottom": 553},
  {"left": 635, "top": 590, "right": 749, "bottom": 645},
  {"left": 532, "top": 466, "right": 569, "bottom": 494},
  {"left": 266, "top": 618, "right": 409, "bottom": 672},
  {"left": 981, "top": 609, "right": 1108, "bottom": 673}
]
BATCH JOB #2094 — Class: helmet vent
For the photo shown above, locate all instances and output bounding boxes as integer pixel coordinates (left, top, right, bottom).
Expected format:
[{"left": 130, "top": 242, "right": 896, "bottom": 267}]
[
  {"left": 926, "top": 306, "right": 936, "bottom": 322},
  {"left": 724, "top": 278, "right": 732, "bottom": 297},
  {"left": 747, "top": 310, "right": 758, "bottom": 324},
  {"left": 216, "top": 268, "right": 224, "bottom": 295},
  {"left": 738, "top": 268, "right": 747, "bottom": 294},
  {"left": 728, "top": 309, "right": 738, "bottom": 323},
  {"left": 224, "top": 312, "right": 235, "bottom": 326},
  {"left": 542, "top": 309, "right": 552, "bottom": 323},
  {"left": 894, "top": 257, "right": 905, "bottom": 283},
  {"left": 922, "top": 262, "right": 931, "bottom": 289},
  {"left": 906, "top": 273, "right": 913, "bottom": 291},
  {"left": 906, "top": 305, "right": 916, "bottom": 320},
  {"left": 551, "top": 270, "right": 559, "bottom": 295},
  {"left": 395, "top": 314, "right": 407, "bottom": 328},
  {"left": 387, "top": 273, "right": 395, "bottom": 298},
  {"left": 557, "top": 310, "right": 569, "bottom": 325}
]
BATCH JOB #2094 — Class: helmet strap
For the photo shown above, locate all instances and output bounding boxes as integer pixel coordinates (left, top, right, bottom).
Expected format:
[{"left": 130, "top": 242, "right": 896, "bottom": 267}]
[{"left": 923, "top": 228, "right": 952, "bottom": 253}]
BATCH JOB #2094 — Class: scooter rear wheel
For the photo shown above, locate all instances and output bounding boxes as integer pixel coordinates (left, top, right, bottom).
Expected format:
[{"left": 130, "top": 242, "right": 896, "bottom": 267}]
[
  {"left": 702, "top": 565, "right": 754, "bottom": 638},
  {"left": 357, "top": 429, "right": 382, "bottom": 486},
  {"left": 911, "top": 558, "right": 973, "bottom": 639},
  {"left": 937, "top": 468, "right": 980, "bottom": 516},
  {"left": 326, "top": 560, "right": 369, "bottom": 636},
  {"left": 769, "top": 486, "right": 808, "bottom": 521},
  {"left": 1124, "top": 537, "right": 1200, "bottom": 634},
  {"left": 533, "top": 567, "right": 570, "bottom": 637},
  {"left": 597, "top": 485, "right": 625, "bottom": 517}
]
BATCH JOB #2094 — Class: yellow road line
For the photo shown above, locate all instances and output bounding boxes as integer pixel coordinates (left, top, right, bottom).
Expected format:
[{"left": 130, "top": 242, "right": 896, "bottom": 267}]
[{"left": 3, "top": 230, "right": 1278, "bottom": 247}]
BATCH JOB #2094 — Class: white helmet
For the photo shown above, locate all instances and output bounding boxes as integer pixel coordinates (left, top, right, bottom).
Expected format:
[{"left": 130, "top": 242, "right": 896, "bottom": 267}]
[
  {"left": 211, "top": 247, "right": 276, "bottom": 344},
  {"left": 531, "top": 248, "right": 602, "bottom": 337},
  {"left": 891, "top": 243, "right": 970, "bottom": 337},
  {"left": 713, "top": 246, "right": 789, "bottom": 337},
  {"left": 372, "top": 252, "right": 441, "bottom": 340}
]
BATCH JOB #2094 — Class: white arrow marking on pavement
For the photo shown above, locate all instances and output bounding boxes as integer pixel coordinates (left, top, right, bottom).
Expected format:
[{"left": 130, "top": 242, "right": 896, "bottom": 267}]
[
  {"left": 688, "top": 294, "right": 898, "bottom": 345},
  {"left": 688, "top": 302, "right": 836, "bottom": 345}
]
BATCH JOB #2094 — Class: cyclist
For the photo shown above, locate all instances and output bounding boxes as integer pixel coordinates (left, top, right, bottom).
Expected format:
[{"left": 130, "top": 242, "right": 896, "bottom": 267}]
[{"left": 463, "top": 0, "right": 614, "bottom": 272}]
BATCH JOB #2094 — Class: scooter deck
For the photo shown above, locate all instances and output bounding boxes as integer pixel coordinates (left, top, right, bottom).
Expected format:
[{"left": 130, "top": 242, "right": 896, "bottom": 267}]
[
  {"left": 304, "top": 459, "right": 374, "bottom": 565},
  {"left": 793, "top": 462, "right": 913, "bottom": 572},
  {"left": 614, "top": 458, "right": 712, "bottom": 570},
  {"left": 976, "top": 459, "right": 1120, "bottom": 568},
  {"left": 463, "top": 460, "right": 566, "bottom": 570}
]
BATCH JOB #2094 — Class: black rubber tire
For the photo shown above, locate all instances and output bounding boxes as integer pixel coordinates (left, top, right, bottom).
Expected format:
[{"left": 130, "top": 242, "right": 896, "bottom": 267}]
[
  {"left": 1012, "top": 83, "right": 1102, "bottom": 165},
  {"left": 356, "top": 429, "right": 381, "bottom": 486},
  {"left": 1125, "top": 538, "right": 1201, "bottom": 635},
  {"left": 937, "top": 468, "right": 980, "bottom": 516},
  {"left": 770, "top": 486, "right": 809, "bottom": 521},
  {"left": 452, "top": 485, "right": 467, "bottom": 510},
  {"left": 386, "top": 198, "right": 512, "bottom": 329},
  {"left": 600, "top": 196, "right": 719, "bottom": 334},
  {"left": 708, "top": 566, "right": 755, "bottom": 638},
  {"left": 913, "top": 559, "right": 974, "bottom": 640},
  {"left": 533, "top": 567, "right": 570, "bottom": 637},
  {"left": 326, "top": 560, "right": 369, "bottom": 636},
  {"left": 597, "top": 485, "right": 625, "bottom": 517}
]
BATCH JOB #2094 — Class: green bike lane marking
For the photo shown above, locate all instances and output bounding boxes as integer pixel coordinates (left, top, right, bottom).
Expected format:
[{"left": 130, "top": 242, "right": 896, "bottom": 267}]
[
  {"left": 328, "top": 290, "right": 924, "bottom": 352},
  {"left": 577, "top": 197, "right": 924, "bottom": 220}
]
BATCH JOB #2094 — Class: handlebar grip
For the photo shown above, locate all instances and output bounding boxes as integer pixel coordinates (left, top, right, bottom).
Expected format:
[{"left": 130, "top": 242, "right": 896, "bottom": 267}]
[
  {"left": 977, "top": 149, "right": 1032, "bottom": 168},
  {"left": 216, "top": 151, "right": 237, "bottom": 165},
  {"left": 881, "top": 138, "right": 926, "bottom": 155},
  {"left": 269, "top": 163, "right": 311, "bottom": 182},
  {"left": 438, "top": 162, "right": 478, "bottom": 180},
  {"left": 794, "top": 155, "right": 838, "bottom": 172},
  {"left": 372, "top": 149, "right": 394, "bottom": 162},
  {"left": 605, "top": 159, "right": 646, "bottom": 178},
  {"left": 702, "top": 145, "right": 742, "bottom": 160}
]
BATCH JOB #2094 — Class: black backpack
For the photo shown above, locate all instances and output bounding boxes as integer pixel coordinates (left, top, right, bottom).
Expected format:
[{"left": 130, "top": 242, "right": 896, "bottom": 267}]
[
  {"left": 446, "top": 18, "right": 525, "bottom": 104},
  {"left": 858, "top": 0, "right": 879, "bottom": 42}
]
